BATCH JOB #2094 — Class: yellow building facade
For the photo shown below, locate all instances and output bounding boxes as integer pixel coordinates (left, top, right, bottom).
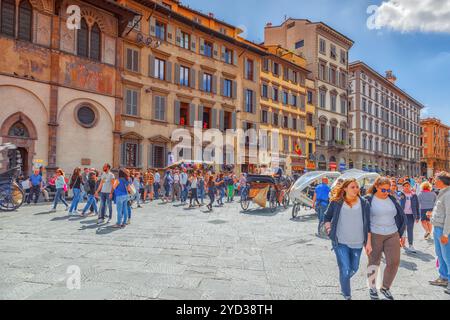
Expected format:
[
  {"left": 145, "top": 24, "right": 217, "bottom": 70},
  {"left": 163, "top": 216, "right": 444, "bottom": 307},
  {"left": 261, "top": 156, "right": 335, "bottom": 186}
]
[{"left": 259, "top": 46, "right": 311, "bottom": 175}]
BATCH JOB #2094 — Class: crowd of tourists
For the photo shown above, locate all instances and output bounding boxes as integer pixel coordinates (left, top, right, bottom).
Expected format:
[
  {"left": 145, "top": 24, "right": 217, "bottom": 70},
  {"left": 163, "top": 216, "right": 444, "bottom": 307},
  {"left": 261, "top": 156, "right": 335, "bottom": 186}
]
[
  {"left": 315, "top": 172, "right": 450, "bottom": 300},
  {"left": 18, "top": 164, "right": 450, "bottom": 301}
]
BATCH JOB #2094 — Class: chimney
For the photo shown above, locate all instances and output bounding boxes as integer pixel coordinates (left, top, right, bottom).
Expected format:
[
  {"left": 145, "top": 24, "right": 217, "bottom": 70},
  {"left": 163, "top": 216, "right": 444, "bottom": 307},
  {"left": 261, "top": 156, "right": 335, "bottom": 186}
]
[
  {"left": 385, "top": 70, "right": 397, "bottom": 84},
  {"left": 208, "top": 12, "right": 214, "bottom": 18},
  {"left": 266, "top": 22, "right": 272, "bottom": 27}
]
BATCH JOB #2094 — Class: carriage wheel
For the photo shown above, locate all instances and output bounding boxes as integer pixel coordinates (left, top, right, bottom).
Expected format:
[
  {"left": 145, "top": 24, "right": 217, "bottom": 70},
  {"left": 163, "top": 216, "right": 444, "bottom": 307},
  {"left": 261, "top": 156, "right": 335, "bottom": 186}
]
[
  {"left": 0, "top": 183, "right": 24, "bottom": 212},
  {"left": 269, "top": 188, "right": 277, "bottom": 212},
  {"left": 240, "top": 198, "right": 250, "bottom": 211},
  {"left": 292, "top": 203, "right": 301, "bottom": 218},
  {"left": 282, "top": 193, "right": 289, "bottom": 209}
]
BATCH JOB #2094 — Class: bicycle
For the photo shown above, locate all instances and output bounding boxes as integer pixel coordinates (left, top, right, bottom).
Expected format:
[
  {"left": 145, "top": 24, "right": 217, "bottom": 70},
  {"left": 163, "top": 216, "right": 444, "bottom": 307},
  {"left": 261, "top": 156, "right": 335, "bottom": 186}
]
[{"left": 0, "top": 166, "right": 25, "bottom": 211}]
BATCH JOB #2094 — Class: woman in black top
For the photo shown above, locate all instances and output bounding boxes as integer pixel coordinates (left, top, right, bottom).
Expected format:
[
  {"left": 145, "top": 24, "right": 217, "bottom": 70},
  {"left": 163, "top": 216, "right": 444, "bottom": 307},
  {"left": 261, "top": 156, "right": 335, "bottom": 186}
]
[{"left": 68, "top": 168, "right": 83, "bottom": 215}]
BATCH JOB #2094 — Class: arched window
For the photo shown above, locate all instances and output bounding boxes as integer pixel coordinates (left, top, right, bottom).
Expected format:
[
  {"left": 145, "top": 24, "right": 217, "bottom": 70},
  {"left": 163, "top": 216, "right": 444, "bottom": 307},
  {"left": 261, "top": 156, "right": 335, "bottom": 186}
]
[
  {"left": 90, "top": 23, "right": 101, "bottom": 61},
  {"left": 77, "top": 18, "right": 89, "bottom": 57},
  {"left": 8, "top": 122, "right": 29, "bottom": 138},
  {"left": 18, "top": 0, "right": 32, "bottom": 41},
  {"left": 0, "top": 0, "right": 15, "bottom": 37}
]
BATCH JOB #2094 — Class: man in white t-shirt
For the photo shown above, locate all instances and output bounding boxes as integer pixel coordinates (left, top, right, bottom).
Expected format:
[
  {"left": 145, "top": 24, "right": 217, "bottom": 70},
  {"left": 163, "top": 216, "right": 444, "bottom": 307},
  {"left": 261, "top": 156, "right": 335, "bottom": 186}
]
[{"left": 95, "top": 164, "right": 115, "bottom": 223}]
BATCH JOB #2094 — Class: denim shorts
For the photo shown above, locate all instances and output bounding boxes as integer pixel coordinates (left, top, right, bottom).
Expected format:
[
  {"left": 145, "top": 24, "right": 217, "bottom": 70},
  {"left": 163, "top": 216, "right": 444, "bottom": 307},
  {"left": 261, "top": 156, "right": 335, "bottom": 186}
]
[{"left": 420, "top": 209, "right": 432, "bottom": 221}]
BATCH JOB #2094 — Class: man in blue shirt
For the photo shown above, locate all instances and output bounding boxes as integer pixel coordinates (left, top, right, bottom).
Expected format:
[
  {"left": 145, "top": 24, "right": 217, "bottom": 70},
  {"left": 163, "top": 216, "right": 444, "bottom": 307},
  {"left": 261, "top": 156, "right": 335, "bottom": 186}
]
[
  {"left": 313, "top": 177, "right": 331, "bottom": 236},
  {"left": 27, "top": 169, "right": 43, "bottom": 204}
]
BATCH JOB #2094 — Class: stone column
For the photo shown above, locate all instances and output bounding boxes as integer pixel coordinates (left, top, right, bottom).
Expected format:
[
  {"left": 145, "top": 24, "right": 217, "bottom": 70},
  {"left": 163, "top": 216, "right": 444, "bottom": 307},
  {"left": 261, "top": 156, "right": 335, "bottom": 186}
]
[{"left": 47, "top": 15, "right": 61, "bottom": 175}]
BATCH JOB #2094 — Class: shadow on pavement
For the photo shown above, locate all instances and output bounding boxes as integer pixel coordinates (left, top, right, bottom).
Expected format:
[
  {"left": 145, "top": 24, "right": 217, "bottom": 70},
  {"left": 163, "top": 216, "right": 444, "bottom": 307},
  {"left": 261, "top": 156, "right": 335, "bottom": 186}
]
[
  {"left": 34, "top": 211, "right": 52, "bottom": 215},
  {"left": 399, "top": 260, "right": 418, "bottom": 271},
  {"left": 405, "top": 250, "right": 435, "bottom": 262},
  {"left": 50, "top": 216, "right": 71, "bottom": 221},
  {"left": 240, "top": 208, "right": 280, "bottom": 217},
  {"left": 290, "top": 214, "right": 317, "bottom": 222},
  {"left": 95, "top": 226, "right": 123, "bottom": 235}
]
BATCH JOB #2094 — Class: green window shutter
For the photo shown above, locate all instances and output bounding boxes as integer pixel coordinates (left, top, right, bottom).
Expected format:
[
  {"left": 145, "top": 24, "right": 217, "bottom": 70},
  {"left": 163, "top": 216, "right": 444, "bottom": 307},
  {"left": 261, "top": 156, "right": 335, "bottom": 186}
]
[
  {"left": 211, "top": 109, "right": 217, "bottom": 129},
  {"left": 212, "top": 75, "right": 217, "bottom": 94},
  {"left": 198, "top": 105, "right": 204, "bottom": 124},
  {"left": 219, "top": 110, "right": 224, "bottom": 131},
  {"left": 232, "top": 112, "right": 237, "bottom": 130},
  {"left": 232, "top": 81, "right": 237, "bottom": 99},
  {"left": 220, "top": 77, "right": 224, "bottom": 96},
  {"left": 198, "top": 71, "right": 204, "bottom": 91}
]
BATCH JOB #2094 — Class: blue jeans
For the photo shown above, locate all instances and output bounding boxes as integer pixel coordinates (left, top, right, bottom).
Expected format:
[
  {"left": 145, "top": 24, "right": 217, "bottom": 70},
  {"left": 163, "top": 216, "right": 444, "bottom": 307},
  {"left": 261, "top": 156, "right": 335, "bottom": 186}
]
[
  {"left": 218, "top": 188, "right": 225, "bottom": 204},
  {"left": 53, "top": 188, "right": 68, "bottom": 209},
  {"left": 333, "top": 244, "right": 363, "bottom": 297},
  {"left": 181, "top": 185, "right": 188, "bottom": 202},
  {"left": 100, "top": 192, "right": 113, "bottom": 219},
  {"left": 116, "top": 195, "right": 128, "bottom": 225},
  {"left": 316, "top": 202, "right": 328, "bottom": 233},
  {"left": 434, "top": 227, "right": 450, "bottom": 281},
  {"left": 82, "top": 194, "right": 98, "bottom": 215},
  {"left": 154, "top": 182, "right": 160, "bottom": 199},
  {"left": 198, "top": 188, "right": 205, "bottom": 203},
  {"left": 69, "top": 188, "right": 81, "bottom": 213},
  {"left": 128, "top": 196, "right": 132, "bottom": 219}
]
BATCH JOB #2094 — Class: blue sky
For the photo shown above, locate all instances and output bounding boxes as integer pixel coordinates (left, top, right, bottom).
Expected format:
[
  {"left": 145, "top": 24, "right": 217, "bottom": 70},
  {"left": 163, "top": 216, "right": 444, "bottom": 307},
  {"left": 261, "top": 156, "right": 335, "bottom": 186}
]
[{"left": 184, "top": 0, "right": 450, "bottom": 123}]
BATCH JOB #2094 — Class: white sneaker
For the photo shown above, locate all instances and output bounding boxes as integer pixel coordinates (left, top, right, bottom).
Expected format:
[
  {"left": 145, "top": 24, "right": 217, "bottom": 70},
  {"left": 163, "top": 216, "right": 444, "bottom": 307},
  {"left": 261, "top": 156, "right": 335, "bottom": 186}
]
[{"left": 408, "top": 246, "right": 417, "bottom": 253}]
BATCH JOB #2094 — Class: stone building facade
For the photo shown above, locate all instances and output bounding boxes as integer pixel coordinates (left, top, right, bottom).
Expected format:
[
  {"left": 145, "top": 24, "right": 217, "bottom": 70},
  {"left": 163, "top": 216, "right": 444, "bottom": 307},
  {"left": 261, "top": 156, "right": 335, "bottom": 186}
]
[
  {"left": 348, "top": 61, "right": 423, "bottom": 176},
  {"left": 264, "top": 19, "right": 353, "bottom": 172},
  {"left": 420, "top": 118, "right": 450, "bottom": 177},
  {"left": 0, "top": 0, "right": 137, "bottom": 174}
]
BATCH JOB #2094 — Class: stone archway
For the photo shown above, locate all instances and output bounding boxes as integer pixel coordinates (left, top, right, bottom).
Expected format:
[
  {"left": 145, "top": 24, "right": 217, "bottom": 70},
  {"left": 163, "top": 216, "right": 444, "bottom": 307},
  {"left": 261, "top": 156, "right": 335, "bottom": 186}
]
[{"left": 1, "top": 112, "right": 38, "bottom": 174}]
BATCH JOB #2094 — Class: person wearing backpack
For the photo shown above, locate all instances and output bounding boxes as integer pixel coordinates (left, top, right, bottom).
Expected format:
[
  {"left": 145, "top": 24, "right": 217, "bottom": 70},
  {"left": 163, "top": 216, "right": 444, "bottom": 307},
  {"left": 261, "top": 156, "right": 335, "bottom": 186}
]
[{"left": 80, "top": 172, "right": 99, "bottom": 217}]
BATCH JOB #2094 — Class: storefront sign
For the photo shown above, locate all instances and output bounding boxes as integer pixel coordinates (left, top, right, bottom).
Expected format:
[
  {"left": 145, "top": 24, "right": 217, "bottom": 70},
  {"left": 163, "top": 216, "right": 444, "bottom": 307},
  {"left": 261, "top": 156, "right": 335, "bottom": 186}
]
[
  {"left": 307, "top": 161, "right": 316, "bottom": 170},
  {"left": 329, "top": 162, "right": 337, "bottom": 170}
]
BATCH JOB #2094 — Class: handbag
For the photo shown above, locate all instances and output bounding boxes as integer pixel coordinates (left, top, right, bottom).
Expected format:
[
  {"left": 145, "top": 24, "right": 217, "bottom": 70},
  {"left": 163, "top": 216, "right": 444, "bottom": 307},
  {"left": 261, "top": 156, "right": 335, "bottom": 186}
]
[
  {"left": 63, "top": 183, "right": 68, "bottom": 192},
  {"left": 128, "top": 183, "right": 137, "bottom": 196}
]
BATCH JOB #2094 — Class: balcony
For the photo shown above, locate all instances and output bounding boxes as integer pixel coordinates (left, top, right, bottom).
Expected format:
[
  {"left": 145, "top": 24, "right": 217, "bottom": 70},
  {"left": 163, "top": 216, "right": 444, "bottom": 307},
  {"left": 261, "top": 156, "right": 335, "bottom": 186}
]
[
  {"left": 374, "top": 151, "right": 383, "bottom": 158},
  {"left": 328, "top": 140, "right": 346, "bottom": 151},
  {"left": 393, "top": 154, "right": 403, "bottom": 161}
]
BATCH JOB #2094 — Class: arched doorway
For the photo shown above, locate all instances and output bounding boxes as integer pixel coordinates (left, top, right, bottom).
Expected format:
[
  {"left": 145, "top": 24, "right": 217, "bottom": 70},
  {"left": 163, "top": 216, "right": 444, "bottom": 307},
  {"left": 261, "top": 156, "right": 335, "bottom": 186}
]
[
  {"left": 349, "top": 159, "right": 354, "bottom": 169},
  {"left": 318, "top": 155, "right": 326, "bottom": 171},
  {"left": 1, "top": 113, "right": 37, "bottom": 175}
]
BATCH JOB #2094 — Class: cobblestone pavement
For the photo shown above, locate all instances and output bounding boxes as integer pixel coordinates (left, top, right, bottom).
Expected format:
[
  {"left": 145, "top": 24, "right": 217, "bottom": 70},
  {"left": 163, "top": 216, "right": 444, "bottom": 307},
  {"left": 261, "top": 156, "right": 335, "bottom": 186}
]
[{"left": 0, "top": 199, "right": 449, "bottom": 300}]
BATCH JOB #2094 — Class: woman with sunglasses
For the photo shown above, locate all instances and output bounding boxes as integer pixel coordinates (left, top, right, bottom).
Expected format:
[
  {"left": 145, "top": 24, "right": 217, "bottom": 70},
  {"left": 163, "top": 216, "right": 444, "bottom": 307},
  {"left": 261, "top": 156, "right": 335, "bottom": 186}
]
[
  {"left": 365, "top": 177, "right": 406, "bottom": 300},
  {"left": 324, "top": 179, "right": 371, "bottom": 300}
]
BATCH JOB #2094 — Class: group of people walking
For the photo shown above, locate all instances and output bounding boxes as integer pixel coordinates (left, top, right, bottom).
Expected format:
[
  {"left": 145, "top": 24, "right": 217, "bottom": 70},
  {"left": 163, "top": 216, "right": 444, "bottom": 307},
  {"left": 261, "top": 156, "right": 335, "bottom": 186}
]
[{"left": 319, "top": 172, "right": 450, "bottom": 300}]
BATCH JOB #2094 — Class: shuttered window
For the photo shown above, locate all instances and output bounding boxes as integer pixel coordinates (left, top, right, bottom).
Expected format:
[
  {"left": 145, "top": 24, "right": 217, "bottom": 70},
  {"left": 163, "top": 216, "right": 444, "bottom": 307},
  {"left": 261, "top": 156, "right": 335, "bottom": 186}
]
[
  {"left": 1, "top": 0, "right": 15, "bottom": 37},
  {"left": 154, "top": 95, "right": 166, "bottom": 121},
  {"left": 126, "top": 48, "right": 139, "bottom": 72},
  {"left": 125, "top": 89, "right": 138, "bottom": 116},
  {"left": 77, "top": 19, "right": 89, "bottom": 57},
  {"left": 90, "top": 23, "right": 101, "bottom": 61},
  {"left": 18, "top": 0, "right": 32, "bottom": 41}
]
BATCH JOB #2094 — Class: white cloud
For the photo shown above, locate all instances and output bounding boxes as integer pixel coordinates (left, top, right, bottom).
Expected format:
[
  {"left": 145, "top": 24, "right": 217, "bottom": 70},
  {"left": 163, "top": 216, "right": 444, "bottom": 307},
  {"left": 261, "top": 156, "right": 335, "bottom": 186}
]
[{"left": 371, "top": 0, "right": 450, "bottom": 33}]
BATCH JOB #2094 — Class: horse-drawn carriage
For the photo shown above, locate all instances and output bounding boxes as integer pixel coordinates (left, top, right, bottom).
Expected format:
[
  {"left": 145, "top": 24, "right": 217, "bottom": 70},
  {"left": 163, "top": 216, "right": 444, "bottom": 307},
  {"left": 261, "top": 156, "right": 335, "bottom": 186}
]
[{"left": 240, "top": 174, "right": 291, "bottom": 212}]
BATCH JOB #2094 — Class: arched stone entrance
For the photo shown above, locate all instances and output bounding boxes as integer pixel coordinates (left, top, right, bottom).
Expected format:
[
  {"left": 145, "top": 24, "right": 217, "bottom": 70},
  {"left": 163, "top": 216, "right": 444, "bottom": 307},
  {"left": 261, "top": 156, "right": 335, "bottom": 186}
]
[{"left": 1, "top": 112, "right": 38, "bottom": 175}]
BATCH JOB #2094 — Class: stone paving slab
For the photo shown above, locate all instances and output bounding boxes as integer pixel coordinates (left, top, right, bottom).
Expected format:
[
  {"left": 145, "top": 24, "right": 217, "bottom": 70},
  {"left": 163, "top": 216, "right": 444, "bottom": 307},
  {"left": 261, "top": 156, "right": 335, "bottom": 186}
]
[{"left": 0, "top": 200, "right": 449, "bottom": 300}]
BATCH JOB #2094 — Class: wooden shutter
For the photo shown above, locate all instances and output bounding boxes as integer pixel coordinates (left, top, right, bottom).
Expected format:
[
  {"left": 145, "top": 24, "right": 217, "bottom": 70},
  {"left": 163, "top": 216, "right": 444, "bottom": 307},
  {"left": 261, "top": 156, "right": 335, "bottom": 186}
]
[
  {"left": 167, "top": 24, "right": 174, "bottom": 44},
  {"left": 149, "top": 17, "right": 156, "bottom": 36},
  {"left": 126, "top": 90, "right": 132, "bottom": 114},
  {"left": 89, "top": 23, "right": 101, "bottom": 61},
  {"left": 18, "top": 0, "right": 32, "bottom": 41},
  {"left": 189, "top": 104, "right": 195, "bottom": 127},
  {"left": 174, "top": 100, "right": 180, "bottom": 125},
  {"left": 126, "top": 49, "right": 132, "bottom": 70},
  {"left": 153, "top": 95, "right": 159, "bottom": 120},
  {"left": 232, "top": 81, "right": 237, "bottom": 99},
  {"left": 267, "top": 59, "right": 272, "bottom": 73},
  {"left": 132, "top": 90, "right": 138, "bottom": 116},
  {"left": 232, "top": 112, "right": 237, "bottom": 130},
  {"left": 198, "top": 71, "right": 204, "bottom": 91},
  {"left": 160, "top": 96, "right": 166, "bottom": 121},
  {"left": 253, "top": 61, "right": 258, "bottom": 82},
  {"left": 219, "top": 110, "right": 224, "bottom": 131},
  {"left": 221, "top": 46, "right": 226, "bottom": 61},
  {"left": 175, "top": 28, "right": 181, "bottom": 46},
  {"left": 1, "top": 0, "right": 15, "bottom": 37},
  {"left": 233, "top": 50, "right": 238, "bottom": 65},
  {"left": 198, "top": 105, "right": 204, "bottom": 124},
  {"left": 148, "top": 55, "right": 155, "bottom": 77},
  {"left": 211, "top": 109, "right": 217, "bottom": 129},
  {"left": 252, "top": 90, "right": 256, "bottom": 114},
  {"left": 133, "top": 50, "right": 139, "bottom": 72},
  {"left": 199, "top": 38, "right": 205, "bottom": 55},
  {"left": 220, "top": 78, "right": 224, "bottom": 96},
  {"left": 190, "top": 68, "right": 196, "bottom": 89},
  {"left": 191, "top": 35, "right": 196, "bottom": 52},
  {"left": 244, "top": 58, "right": 248, "bottom": 79},
  {"left": 212, "top": 75, "right": 217, "bottom": 94},
  {"left": 166, "top": 61, "right": 172, "bottom": 82},
  {"left": 174, "top": 63, "right": 180, "bottom": 84},
  {"left": 213, "top": 43, "right": 219, "bottom": 59}
]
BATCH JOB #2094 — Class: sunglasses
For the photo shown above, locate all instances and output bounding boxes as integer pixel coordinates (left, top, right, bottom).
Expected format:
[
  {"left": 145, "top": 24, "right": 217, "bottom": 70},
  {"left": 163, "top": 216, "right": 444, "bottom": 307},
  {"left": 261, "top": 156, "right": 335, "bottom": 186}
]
[{"left": 381, "top": 189, "right": 391, "bottom": 193}]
